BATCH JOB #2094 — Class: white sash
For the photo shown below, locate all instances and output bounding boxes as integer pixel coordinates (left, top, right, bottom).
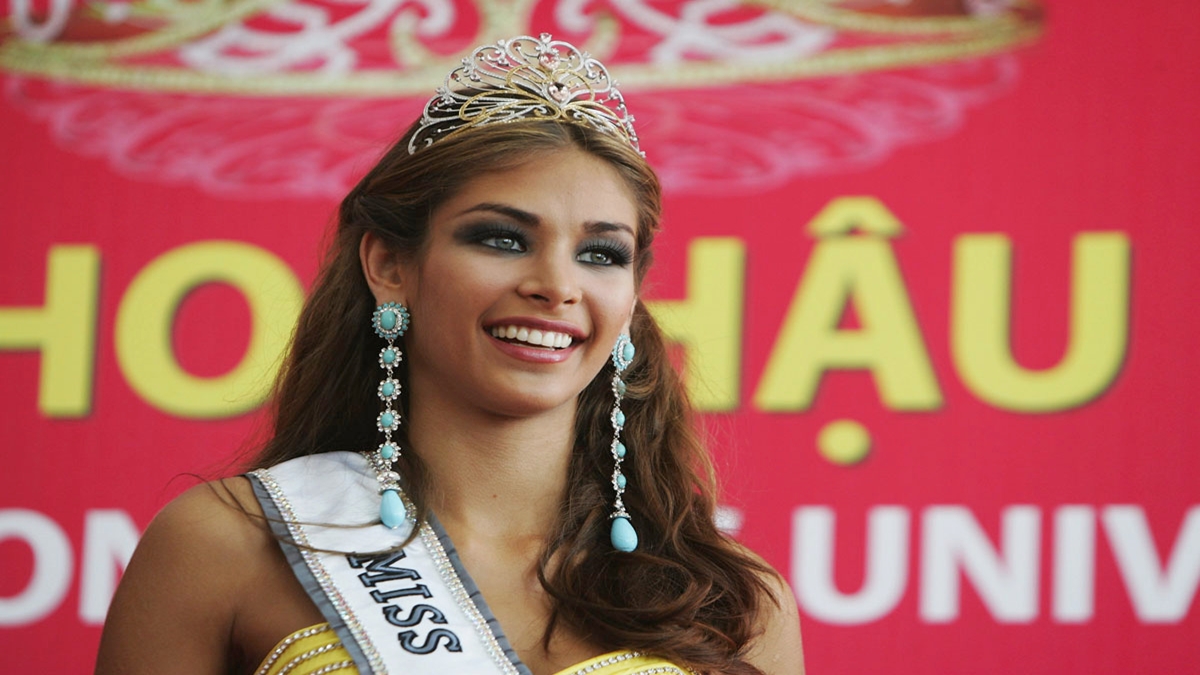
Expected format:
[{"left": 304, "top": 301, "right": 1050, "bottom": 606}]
[{"left": 249, "top": 452, "right": 531, "bottom": 675}]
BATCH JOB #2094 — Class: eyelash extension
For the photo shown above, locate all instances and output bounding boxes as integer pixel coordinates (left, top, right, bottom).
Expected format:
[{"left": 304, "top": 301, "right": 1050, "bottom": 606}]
[
  {"left": 579, "top": 238, "right": 634, "bottom": 267},
  {"left": 462, "top": 223, "right": 528, "bottom": 251}
]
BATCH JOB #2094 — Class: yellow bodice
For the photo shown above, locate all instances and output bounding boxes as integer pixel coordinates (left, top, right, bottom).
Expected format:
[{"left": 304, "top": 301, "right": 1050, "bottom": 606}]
[{"left": 255, "top": 623, "right": 691, "bottom": 675}]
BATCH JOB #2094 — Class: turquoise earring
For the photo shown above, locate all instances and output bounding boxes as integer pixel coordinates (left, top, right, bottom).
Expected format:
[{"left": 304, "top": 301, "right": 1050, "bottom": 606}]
[
  {"left": 370, "top": 301, "right": 410, "bottom": 529},
  {"left": 609, "top": 333, "right": 638, "bottom": 552}
]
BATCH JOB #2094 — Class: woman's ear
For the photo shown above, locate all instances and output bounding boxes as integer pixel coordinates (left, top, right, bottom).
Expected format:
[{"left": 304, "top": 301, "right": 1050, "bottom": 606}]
[{"left": 359, "top": 232, "right": 409, "bottom": 305}]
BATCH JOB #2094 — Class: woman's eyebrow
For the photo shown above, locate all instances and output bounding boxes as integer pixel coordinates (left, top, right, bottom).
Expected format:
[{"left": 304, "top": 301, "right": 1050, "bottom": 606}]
[
  {"left": 585, "top": 220, "right": 636, "bottom": 238},
  {"left": 457, "top": 202, "right": 539, "bottom": 225}
]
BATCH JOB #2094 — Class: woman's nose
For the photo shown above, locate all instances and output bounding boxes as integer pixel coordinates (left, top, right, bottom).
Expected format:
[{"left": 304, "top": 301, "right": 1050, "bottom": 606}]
[{"left": 517, "top": 252, "right": 581, "bottom": 306}]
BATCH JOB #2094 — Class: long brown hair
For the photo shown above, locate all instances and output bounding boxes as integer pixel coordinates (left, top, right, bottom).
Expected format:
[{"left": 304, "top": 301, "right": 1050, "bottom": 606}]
[{"left": 252, "top": 120, "right": 775, "bottom": 674}]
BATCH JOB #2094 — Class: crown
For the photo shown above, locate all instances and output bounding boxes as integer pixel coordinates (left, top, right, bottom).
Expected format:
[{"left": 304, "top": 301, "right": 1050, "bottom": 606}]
[{"left": 407, "top": 34, "right": 641, "bottom": 156}]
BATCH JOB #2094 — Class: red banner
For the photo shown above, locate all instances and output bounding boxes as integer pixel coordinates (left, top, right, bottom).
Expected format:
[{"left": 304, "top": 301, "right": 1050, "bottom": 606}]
[{"left": 2, "top": 2, "right": 1197, "bottom": 673}]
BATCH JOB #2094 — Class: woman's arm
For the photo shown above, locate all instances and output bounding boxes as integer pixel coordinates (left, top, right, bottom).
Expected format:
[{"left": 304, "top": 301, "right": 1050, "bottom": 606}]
[{"left": 95, "top": 481, "right": 260, "bottom": 674}]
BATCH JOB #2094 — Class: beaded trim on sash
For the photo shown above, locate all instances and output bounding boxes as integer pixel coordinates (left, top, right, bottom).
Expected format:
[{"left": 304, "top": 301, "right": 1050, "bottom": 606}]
[
  {"left": 418, "top": 512, "right": 522, "bottom": 673},
  {"left": 249, "top": 452, "right": 529, "bottom": 675},
  {"left": 250, "top": 467, "right": 388, "bottom": 672}
]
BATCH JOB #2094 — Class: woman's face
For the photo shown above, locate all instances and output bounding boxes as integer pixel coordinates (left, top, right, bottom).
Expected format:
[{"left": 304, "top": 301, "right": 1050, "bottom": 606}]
[{"left": 399, "top": 147, "right": 640, "bottom": 420}]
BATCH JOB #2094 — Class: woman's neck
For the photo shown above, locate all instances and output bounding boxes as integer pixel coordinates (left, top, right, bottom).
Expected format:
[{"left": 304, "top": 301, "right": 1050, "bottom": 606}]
[{"left": 405, "top": 394, "right": 576, "bottom": 543}]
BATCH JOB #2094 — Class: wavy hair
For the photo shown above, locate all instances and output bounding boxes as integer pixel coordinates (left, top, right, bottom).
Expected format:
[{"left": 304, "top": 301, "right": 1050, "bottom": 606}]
[{"left": 251, "top": 120, "right": 775, "bottom": 675}]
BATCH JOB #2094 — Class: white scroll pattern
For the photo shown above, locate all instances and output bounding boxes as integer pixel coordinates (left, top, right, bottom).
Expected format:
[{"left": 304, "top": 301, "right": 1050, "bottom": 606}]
[
  {"left": 555, "top": 0, "right": 834, "bottom": 63},
  {"left": 2, "top": 0, "right": 1029, "bottom": 198},
  {"left": 4, "top": 54, "right": 1018, "bottom": 199},
  {"left": 179, "top": 0, "right": 458, "bottom": 75}
]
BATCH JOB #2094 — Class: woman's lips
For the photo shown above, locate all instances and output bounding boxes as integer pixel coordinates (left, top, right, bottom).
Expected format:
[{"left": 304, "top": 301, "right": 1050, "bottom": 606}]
[
  {"left": 483, "top": 317, "right": 586, "bottom": 364},
  {"left": 486, "top": 331, "right": 578, "bottom": 363}
]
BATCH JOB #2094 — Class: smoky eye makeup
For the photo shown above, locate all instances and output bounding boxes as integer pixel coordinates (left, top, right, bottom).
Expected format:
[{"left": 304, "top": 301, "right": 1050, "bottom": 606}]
[
  {"left": 577, "top": 237, "right": 634, "bottom": 267},
  {"left": 455, "top": 222, "right": 530, "bottom": 252},
  {"left": 452, "top": 218, "right": 635, "bottom": 266}
]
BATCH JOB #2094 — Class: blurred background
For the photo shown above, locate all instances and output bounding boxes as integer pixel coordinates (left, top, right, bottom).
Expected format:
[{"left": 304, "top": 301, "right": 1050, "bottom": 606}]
[{"left": 1, "top": 1, "right": 1197, "bottom": 672}]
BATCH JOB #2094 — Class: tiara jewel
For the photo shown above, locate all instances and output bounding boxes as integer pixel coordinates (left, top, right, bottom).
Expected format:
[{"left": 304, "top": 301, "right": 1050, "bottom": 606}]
[{"left": 408, "top": 34, "right": 641, "bottom": 156}]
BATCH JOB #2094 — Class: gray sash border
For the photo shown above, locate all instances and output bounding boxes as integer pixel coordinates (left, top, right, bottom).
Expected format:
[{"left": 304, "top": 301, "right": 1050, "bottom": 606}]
[{"left": 249, "top": 468, "right": 382, "bottom": 674}]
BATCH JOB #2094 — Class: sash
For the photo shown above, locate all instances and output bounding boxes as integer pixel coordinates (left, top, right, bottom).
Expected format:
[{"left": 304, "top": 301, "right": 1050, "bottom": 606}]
[{"left": 249, "top": 452, "right": 532, "bottom": 675}]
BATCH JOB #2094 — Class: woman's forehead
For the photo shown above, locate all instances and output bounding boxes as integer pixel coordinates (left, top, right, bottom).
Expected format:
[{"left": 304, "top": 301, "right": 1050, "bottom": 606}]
[{"left": 431, "top": 148, "right": 640, "bottom": 232}]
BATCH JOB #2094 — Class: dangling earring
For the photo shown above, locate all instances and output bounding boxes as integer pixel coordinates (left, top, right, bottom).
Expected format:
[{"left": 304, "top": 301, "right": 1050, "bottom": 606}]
[
  {"left": 609, "top": 333, "right": 638, "bottom": 552},
  {"left": 370, "top": 301, "right": 410, "bottom": 529}
]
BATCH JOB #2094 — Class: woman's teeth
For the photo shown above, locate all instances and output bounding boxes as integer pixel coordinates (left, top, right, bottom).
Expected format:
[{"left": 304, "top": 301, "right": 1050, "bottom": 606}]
[{"left": 489, "top": 325, "right": 574, "bottom": 349}]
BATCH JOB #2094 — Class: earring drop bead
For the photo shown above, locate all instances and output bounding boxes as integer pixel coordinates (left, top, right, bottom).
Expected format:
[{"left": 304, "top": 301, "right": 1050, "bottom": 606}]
[
  {"left": 611, "top": 516, "right": 638, "bottom": 553},
  {"left": 381, "top": 489, "right": 407, "bottom": 528}
]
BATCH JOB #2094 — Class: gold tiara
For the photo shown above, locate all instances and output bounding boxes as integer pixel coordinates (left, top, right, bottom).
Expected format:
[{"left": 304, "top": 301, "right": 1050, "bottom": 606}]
[{"left": 407, "top": 34, "right": 641, "bottom": 156}]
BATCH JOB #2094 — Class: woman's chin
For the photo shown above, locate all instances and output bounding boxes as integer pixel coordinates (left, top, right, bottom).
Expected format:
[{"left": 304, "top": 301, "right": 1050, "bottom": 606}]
[{"left": 488, "top": 395, "right": 579, "bottom": 421}]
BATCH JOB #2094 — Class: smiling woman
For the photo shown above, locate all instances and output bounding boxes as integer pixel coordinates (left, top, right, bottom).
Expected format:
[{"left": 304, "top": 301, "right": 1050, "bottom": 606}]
[
  {"left": 386, "top": 149, "right": 639, "bottom": 416},
  {"left": 94, "top": 34, "right": 804, "bottom": 675}
]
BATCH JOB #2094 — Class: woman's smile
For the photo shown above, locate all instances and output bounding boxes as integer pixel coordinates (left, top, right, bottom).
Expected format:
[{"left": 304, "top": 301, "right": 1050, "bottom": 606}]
[{"left": 484, "top": 316, "right": 585, "bottom": 363}]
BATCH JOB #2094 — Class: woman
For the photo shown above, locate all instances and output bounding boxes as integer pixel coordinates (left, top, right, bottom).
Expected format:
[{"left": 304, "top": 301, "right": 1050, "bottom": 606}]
[{"left": 96, "top": 34, "right": 804, "bottom": 675}]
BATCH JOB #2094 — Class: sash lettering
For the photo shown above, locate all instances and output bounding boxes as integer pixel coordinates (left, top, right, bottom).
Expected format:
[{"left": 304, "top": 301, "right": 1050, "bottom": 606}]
[{"left": 348, "top": 552, "right": 462, "bottom": 655}]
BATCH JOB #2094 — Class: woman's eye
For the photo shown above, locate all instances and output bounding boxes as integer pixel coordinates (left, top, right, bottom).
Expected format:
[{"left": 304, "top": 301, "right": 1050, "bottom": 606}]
[
  {"left": 577, "top": 240, "right": 632, "bottom": 267},
  {"left": 482, "top": 235, "right": 525, "bottom": 252},
  {"left": 577, "top": 250, "right": 614, "bottom": 265}
]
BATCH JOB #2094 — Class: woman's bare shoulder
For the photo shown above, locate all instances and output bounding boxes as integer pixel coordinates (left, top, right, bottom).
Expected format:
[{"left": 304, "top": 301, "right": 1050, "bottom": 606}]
[
  {"left": 132, "top": 477, "right": 279, "bottom": 580},
  {"left": 154, "top": 477, "right": 271, "bottom": 548},
  {"left": 95, "top": 477, "right": 277, "bottom": 674},
  {"left": 739, "top": 547, "right": 806, "bottom": 675}
]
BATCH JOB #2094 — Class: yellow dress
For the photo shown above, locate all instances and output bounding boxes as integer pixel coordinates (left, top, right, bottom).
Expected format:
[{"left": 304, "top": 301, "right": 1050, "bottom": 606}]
[{"left": 256, "top": 622, "right": 692, "bottom": 675}]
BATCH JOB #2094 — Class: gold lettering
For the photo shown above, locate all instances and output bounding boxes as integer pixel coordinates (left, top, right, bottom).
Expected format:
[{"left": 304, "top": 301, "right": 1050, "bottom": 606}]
[
  {"left": 755, "top": 197, "right": 942, "bottom": 411},
  {"left": 647, "top": 238, "right": 745, "bottom": 411},
  {"left": 114, "top": 241, "right": 304, "bottom": 418},
  {"left": 951, "top": 232, "right": 1131, "bottom": 411},
  {"left": 0, "top": 245, "right": 100, "bottom": 417}
]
